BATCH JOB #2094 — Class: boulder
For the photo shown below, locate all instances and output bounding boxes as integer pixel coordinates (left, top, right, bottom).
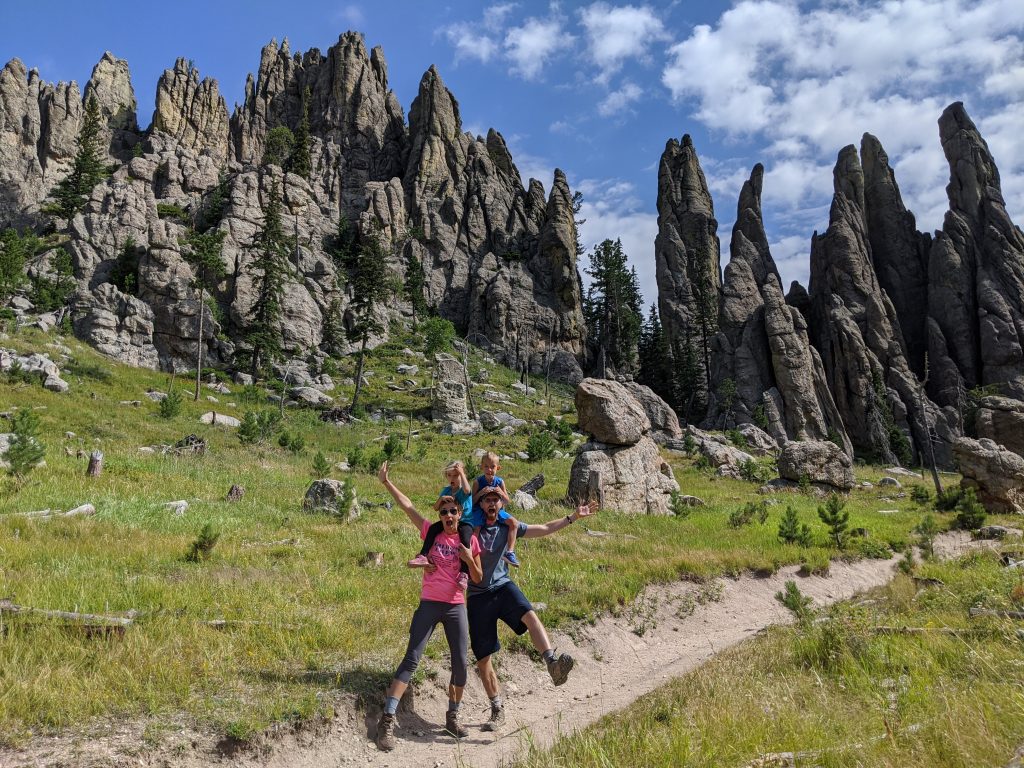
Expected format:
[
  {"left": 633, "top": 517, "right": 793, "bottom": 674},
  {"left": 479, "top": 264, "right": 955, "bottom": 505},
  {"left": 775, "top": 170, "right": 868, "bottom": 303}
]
[
  {"left": 440, "top": 420, "right": 482, "bottom": 436},
  {"left": 953, "top": 437, "right": 1024, "bottom": 514},
  {"left": 622, "top": 381, "right": 682, "bottom": 443},
  {"left": 303, "top": 479, "right": 358, "bottom": 518},
  {"left": 777, "top": 440, "right": 855, "bottom": 491},
  {"left": 687, "top": 426, "right": 755, "bottom": 479},
  {"left": 513, "top": 489, "right": 539, "bottom": 512},
  {"left": 976, "top": 525, "right": 1022, "bottom": 540},
  {"left": 290, "top": 386, "right": 334, "bottom": 408},
  {"left": 568, "top": 436, "right": 680, "bottom": 515},
  {"left": 199, "top": 412, "right": 241, "bottom": 428},
  {"left": 974, "top": 396, "right": 1024, "bottom": 458},
  {"left": 575, "top": 378, "right": 651, "bottom": 446},
  {"left": 432, "top": 354, "right": 468, "bottom": 423},
  {"left": 43, "top": 373, "right": 69, "bottom": 393},
  {"left": 879, "top": 477, "right": 901, "bottom": 488},
  {"left": 736, "top": 423, "right": 778, "bottom": 455}
]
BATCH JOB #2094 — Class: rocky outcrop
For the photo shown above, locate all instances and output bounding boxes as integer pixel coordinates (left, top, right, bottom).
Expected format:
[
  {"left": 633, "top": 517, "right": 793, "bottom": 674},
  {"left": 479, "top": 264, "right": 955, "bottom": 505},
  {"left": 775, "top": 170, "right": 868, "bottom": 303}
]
[
  {"left": 974, "top": 396, "right": 1024, "bottom": 458},
  {"left": 654, "top": 134, "right": 721, "bottom": 412},
  {"left": 574, "top": 378, "right": 650, "bottom": 445},
  {"left": 83, "top": 52, "right": 140, "bottom": 158},
  {"left": 153, "top": 59, "right": 229, "bottom": 163},
  {"left": 432, "top": 354, "right": 468, "bottom": 424},
  {"left": 708, "top": 164, "right": 851, "bottom": 454},
  {"left": 777, "top": 440, "right": 855, "bottom": 491},
  {"left": 927, "top": 103, "right": 1024, "bottom": 406},
  {"left": 683, "top": 425, "right": 755, "bottom": 479},
  {"left": 954, "top": 437, "right": 1024, "bottom": 514},
  {"left": 622, "top": 381, "right": 681, "bottom": 443},
  {"left": 808, "top": 143, "right": 956, "bottom": 467},
  {"left": 71, "top": 284, "right": 160, "bottom": 368}
]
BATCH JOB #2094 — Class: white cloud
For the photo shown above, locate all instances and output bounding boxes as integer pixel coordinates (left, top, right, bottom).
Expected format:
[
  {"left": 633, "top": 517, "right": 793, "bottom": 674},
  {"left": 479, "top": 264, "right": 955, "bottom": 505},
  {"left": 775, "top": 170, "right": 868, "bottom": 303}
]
[
  {"left": 580, "top": 3, "right": 670, "bottom": 82},
  {"left": 549, "top": 119, "right": 572, "bottom": 134},
  {"left": 443, "top": 22, "right": 499, "bottom": 63},
  {"left": 597, "top": 81, "right": 643, "bottom": 117},
  {"left": 333, "top": 4, "right": 365, "bottom": 27},
  {"left": 505, "top": 17, "right": 572, "bottom": 80},
  {"left": 484, "top": 3, "right": 518, "bottom": 31}
]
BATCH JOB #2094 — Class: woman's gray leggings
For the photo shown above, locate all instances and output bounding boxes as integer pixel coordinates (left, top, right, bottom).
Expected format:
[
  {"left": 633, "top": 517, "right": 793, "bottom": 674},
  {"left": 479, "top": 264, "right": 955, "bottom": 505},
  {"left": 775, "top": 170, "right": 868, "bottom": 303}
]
[{"left": 394, "top": 600, "right": 469, "bottom": 687}]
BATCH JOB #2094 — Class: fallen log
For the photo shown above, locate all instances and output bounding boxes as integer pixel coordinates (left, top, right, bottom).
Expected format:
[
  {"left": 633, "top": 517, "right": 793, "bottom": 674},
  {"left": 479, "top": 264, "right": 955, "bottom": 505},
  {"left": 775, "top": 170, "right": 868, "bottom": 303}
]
[
  {"left": 0, "top": 599, "right": 135, "bottom": 629},
  {"left": 16, "top": 504, "right": 95, "bottom": 519},
  {"left": 969, "top": 607, "right": 1024, "bottom": 620}
]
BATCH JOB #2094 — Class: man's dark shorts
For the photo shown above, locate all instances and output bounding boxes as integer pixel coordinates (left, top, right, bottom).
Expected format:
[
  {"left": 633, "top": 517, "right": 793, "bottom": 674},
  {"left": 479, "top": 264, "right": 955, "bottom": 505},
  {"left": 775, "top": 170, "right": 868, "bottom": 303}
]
[{"left": 467, "top": 581, "right": 533, "bottom": 660}]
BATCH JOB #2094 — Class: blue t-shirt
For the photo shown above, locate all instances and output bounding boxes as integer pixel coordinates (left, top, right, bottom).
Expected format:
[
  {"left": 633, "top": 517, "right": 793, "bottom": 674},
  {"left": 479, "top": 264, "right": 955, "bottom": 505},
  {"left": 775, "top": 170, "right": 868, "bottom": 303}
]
[
  {"left": 469, "top": 474, "right": 511, "bottom": 527},
  {"left": 437, "top": 485, "right": 472, "bottom": 521},
  {"left": 468, "top": 520, "right": 529, "bottom": 596}
]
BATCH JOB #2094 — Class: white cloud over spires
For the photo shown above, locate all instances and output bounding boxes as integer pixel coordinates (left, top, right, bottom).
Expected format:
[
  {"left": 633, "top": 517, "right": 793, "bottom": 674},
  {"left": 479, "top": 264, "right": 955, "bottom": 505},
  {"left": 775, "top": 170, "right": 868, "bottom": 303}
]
[{"left": 579, "top": 3, "right": 670, "bottom": 82}]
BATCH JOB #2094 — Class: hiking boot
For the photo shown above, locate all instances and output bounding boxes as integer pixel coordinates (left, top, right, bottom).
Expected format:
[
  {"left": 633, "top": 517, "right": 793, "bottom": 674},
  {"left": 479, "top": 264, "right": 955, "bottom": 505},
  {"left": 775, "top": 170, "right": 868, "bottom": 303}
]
[
  {"left": 375, "top": 712, "right": 396, "bottom": 751},
  {"left": 481, "top": 705, "right": 506, "bottom": 732},
  {"left": 457, "top": 571, "right": 470, "bottom": 591},
  {"left": 445, "top": 709, "right": 469, "bottom": 739},
  {"left": 546, "top": 651, "right": 574, "bottom": 686},
  {"left": 503, "top": 550, "right": 521, "bottom": 567},
  {"left": 407, "top": 554, "right": 431, "bottom": 568}
]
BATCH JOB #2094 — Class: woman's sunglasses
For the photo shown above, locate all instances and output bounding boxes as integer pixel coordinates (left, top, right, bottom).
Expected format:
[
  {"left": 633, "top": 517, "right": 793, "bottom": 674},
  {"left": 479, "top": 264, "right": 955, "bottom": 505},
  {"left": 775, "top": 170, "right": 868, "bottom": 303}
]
[{"left": 439, "top": 508, "right": 460, "bottom": 516}]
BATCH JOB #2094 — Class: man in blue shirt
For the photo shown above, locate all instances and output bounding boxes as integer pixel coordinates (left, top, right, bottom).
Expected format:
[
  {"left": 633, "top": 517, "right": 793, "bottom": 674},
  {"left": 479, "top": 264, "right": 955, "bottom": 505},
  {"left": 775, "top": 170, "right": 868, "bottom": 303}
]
[{"left": 468, "top": 489, "right": 598, "bottom": 732}]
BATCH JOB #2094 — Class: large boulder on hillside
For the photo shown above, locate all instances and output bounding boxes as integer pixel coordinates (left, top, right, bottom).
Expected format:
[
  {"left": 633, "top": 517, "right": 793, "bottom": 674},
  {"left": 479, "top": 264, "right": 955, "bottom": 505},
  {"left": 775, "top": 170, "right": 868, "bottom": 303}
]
[
  {"left": 974, "top": 396, "right": 1024, "bottom": 458},
  {"left": 623, "top": 381, "right": 682, "bottom": 443},
  {"left": 736, "top": 423, "right": 779, "bottom": 455},
  {"left": 568, "top": 436, "right": 679, "bottom": 515},
  {"left": 575, "top": 378, "right": 651, "bottom": 446},
  {"left": 303, "top": 479, "right": 359, "bottom": 518},
  {"left": 777, "top": 440, "right": 855, "bottom": 491},
  {"left": 953, "top": 437, "right": 1024, "bottom": 514},
  {"left": 683, "top": 426, "right": 756, "bottom": 479},
  {"left": 432, "top": 354, "right": 468, "bottom": 424}
]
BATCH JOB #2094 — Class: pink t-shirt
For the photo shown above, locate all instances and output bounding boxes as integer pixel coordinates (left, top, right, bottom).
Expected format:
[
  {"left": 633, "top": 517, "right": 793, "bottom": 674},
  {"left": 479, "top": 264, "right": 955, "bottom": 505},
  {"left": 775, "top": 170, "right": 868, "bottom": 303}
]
[{"left": 419, "top": 519, "right": 481, "bottom": 604}]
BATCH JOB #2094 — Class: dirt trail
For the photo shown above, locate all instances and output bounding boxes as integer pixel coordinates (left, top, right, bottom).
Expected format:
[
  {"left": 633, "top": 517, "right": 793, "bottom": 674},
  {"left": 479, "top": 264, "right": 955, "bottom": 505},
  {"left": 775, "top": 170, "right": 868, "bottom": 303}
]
[{"left": 9, "top": 532, "right": 985, "bottom": 768}]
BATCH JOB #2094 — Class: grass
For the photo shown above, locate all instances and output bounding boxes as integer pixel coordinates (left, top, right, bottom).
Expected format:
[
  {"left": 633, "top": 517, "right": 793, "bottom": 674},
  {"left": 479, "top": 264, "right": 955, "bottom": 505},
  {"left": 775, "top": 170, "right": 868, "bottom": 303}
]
[
  {"left": 515, "top": 548, "right": 1024, "bottom": 768},
  {"left": 0, "top": 325, "right": 1010, "bottom": 748}
]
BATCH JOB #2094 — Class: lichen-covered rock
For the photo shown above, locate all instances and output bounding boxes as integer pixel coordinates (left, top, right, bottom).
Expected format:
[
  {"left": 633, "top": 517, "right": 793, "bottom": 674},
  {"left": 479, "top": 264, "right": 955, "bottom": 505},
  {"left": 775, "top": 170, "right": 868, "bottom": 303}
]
[
  {"left": 688, "top": 425, "right": 756, "bottom": 479},
  {"left": 71, "top": 284, "right": 160, "bottom": 368},
  {"left": 432, "top": 354, "right": 468, "bottom": 423},
  {"left": 777, "top": 440, "right": 855, "bottom": 491},
  {"left": 568, "top": 436, "right": 679, "bottom": 515},
  {"left": 736, "top": 423, "right": 778, "bottom": 455},
  {"left": 623, "top": 381, "right": 681, "bottom": 443},
  {"left": 953, "top": 437, "right": 1024, "bottom": 515},
  {"left": 303, "top": 478, "right": 358, "bottom": 518},
  {"left": 290, "top": 386, "right": 333, "bottom": 408},
  {"left": 152, "top": 58, "right": 229, "bottom": 163},
  {"left": 575, "top": 378, "right": 651, "bottom": 446}
]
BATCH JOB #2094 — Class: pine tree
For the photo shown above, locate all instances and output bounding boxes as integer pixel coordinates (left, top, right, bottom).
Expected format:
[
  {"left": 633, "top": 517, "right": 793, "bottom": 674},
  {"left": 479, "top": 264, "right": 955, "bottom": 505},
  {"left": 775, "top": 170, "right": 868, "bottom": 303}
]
[
  {"left": 246, "top": 178, "right": 290, "bottom": 376},
  {"left": 322, "top": 296, "right": 344, "bottom": 355},
  {"left": 5, "top": 407, "right": 45, "bottom": 479},
  {"left": 638, "top": 304, "right": 674, "bottom": 403},
  {"left": 0, "top": 228, "right": 38, "bottom": 303},
  {"left": 328, "top": 212, "right": 357, "bottom": 272},
  {"left": 287, "top": 87, "right": 312, "bottom": 179},
  {"left": 817, "top": 494, "right": 850, "bottom": 549},
  {"left": 571, "top": 190, "right": 586, "bottom": 259},
  {"left": 672, "top": 331, "right": 701, "bottom": 422},
  {"left": 347, "top": 227, "right": 390, "bottom": 411},
  {"left": 181, "top": 228, "right": 227, "bottom": 399},
  {"left": 48, "top": 96, "right": 108, "bottom": 221},
  {"left": 403, "top": 248, "right": 427, "bottom": 328},
  {"left": 584, "top": 239, "right": 642, "bottom": 377},
  {"left": 778, "top": 505, "right": 812, "bottom": 546}
]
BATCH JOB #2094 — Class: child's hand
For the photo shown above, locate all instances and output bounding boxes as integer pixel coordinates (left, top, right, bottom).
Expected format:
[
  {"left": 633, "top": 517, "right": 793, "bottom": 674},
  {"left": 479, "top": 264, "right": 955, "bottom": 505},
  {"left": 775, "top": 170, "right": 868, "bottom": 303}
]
[{"left": 458, "top": 544, "right": 474, "bottom": 562}]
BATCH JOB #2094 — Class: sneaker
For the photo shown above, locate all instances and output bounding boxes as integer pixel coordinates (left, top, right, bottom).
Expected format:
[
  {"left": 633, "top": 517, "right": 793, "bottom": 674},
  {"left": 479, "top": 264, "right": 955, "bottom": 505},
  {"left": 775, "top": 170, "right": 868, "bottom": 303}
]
[
  {"left": 503, "top": 550, "right": 521, "bottom": 568},
  {"left": 407, "top": 554, "right": 431, "bottom": 568},
  {"left": 546, "top": 652, "right": 574, "bottom": 686},
  {"left": 457, "top": 571, "right": 470, "bottom": 591},
  {"left": 375, "top": 712, "right": 396, "bottom": 751},
  {"left": 445, "top": 709, "right": 469, "bottom": 739},
  {"left": 481, "top": 705, "right": 506, "bottom": 732}
]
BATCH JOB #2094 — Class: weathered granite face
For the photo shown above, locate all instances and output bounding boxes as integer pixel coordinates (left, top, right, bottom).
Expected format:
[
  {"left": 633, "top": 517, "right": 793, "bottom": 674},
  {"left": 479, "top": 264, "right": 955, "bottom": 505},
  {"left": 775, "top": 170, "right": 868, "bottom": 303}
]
[{"left": 954, "top": 437, "right": 1024, "bottom": 515}]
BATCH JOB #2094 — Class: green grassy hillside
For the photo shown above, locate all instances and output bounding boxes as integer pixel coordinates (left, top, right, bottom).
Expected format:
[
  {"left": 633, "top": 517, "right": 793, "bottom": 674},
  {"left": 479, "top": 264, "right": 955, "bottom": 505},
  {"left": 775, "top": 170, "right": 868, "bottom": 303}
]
[{"left": 0, "top": 325, "right": 993, "bottom": 747}]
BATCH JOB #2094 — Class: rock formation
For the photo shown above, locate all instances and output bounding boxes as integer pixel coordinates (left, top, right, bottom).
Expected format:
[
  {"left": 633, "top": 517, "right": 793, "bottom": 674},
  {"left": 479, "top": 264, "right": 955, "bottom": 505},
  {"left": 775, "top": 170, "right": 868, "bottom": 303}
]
[
  {"left": 973, "top": 395, "right": 1024, "bottom": 459},
  {"left": 927, "top": 103, "right": 1024, "bottom": 406},
  {"left": 776, "top": 439, "right": 855, "bottom": 491},
  {"left": 953, "top": 437, "right": 1024, "bottom": 514},
  {"left": 0, "top": 33, "right": 586, "bottom": 379},
  {"left": 808, "top": 143, "right": 956, "bottom": 467},
  {"left": 568, "top": 378, "right": 679, "bottom": 514},
  {"left": 654, "top": 134, "right": 721, "bottom": 412}
]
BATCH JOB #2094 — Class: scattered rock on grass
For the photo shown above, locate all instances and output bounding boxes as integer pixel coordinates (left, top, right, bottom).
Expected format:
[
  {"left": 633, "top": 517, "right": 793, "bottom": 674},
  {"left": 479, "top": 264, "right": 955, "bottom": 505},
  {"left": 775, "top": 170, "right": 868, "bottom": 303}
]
[
  {"left": 199, "top": 411, "right": 241, "bottom": 428},
  {"left": 303, "top": 479, "right": 358, "bottom": 518},
  {"left": 777, "top": 440, "right": 854, "bottom": 491},
  {"left": 879, "top": 477, "right": 901, "bottom": 488}
]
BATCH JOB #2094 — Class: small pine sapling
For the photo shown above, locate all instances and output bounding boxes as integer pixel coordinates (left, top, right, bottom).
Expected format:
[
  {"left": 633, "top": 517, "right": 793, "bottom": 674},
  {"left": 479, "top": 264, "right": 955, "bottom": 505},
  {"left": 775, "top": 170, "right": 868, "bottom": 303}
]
[
  {"left": 158, "top": 389, "right": 183, "bottom": 419},
  {"left": 669, "top": 490, "right": 693, "bottom": 519},
  {"left": 278, "top": 430, "right": 305, "bottom": 454},
  {"left": 312, "top": 451, "right": 332, "bottom": 477},
  {"left": 778, "top": 505, "right": 813, "bottom": 547},
  {"left": 914, "top": 513, "right": 940, "bottom": 559},
  {"left": 383, "top": 433, "right": 405, "bottom": 460},
  {"left": 910, "top": 485, "right": 933, "bottom": 505},
  {"left": 185, "top": 523, "right": 220, "bottom": 562},
  {"left": 526, "top": 430, "right": 556, "bottom": 462},
  {"left": 953, "top": 487, "right": 986, "bottom": 531},
  {"left": 5, "top": 407, "right": 45, "bottom": 478},
  {"left": 817, "top": 493, "right": 850, "bottom": 549}
]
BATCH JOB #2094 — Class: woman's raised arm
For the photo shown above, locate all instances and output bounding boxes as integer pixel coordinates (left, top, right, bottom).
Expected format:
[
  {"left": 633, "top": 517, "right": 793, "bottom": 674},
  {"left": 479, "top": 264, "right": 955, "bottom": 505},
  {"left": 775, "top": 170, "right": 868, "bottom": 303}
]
[{"left": 378, "top": 461, "right": 427, "bottom": 530}]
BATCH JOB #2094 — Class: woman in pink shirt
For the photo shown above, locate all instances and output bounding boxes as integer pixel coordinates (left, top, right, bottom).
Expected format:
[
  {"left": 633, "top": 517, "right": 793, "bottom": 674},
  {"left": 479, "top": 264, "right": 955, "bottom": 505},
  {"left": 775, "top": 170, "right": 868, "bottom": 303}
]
[{"left": 375, "top": 461, "right": 483, "bottom": 752}]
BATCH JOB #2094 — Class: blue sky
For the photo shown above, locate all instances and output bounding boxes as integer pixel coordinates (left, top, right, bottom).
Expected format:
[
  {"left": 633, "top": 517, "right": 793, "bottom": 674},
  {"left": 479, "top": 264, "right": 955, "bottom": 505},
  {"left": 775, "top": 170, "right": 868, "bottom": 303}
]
[{"left": 3, "top": 1, "right": 1023, "bottom": 306}]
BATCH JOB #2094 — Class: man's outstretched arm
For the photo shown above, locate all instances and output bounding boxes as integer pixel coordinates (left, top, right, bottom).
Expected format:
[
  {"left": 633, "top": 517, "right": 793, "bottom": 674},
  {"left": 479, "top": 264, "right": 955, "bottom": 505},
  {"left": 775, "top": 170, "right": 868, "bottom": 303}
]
[{"left": 522, "top": 500, "right": 598, "bottom": 539}]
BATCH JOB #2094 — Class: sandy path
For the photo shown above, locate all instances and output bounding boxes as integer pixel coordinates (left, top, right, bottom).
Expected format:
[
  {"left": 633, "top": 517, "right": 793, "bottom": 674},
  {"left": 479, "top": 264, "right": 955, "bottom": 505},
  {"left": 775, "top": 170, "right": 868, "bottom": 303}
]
[{"left": 8, "top": 532, "right": 984, "bottom": 768}]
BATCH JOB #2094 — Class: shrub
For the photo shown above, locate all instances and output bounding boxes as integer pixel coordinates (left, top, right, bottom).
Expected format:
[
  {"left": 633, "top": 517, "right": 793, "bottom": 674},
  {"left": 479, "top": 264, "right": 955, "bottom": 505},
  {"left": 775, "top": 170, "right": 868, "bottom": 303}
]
[
  {"left": 158, "top": 389, "right": 183, "bottom": 419},
  {"left": 156, "top": 202, "right": 188, "bottom": 221},
  {"left": 545, "top": 415, "right": 574, "bottom": 447},
  {"left": 109, "top": 236, "right": 141, "bottom": 295},
  {"left": 346, "top": 443, "right": 365, "bottom": 470},
  {"left": 953, "top": 487, "right": 986, "bottom": 531},
  {"left": 910, "top": 485, "right": 933, "bottom": 505},
  {"left": 238, "top": 384, "right": 265, "bottom": 404},
  {"left": 184, "top": 523, "right": 220, "bottom": 563},
  {"left": 29, "top": 248, "right": 75, "bottom": 311},
  {"left": 851, "top": 538, "right": 893, "bottom": 559},
  {"left": 669, "top": 490, "right": 693, "bottom": 519},
  {"left": 4, "top": 407, "right": 45, "bottom": 478},
  {"left": 694, "top": 454, "right": 712, "bottom": 472},
  {"left": 682, "top": 433, "right": 697, "bottom": 455},
  {"left": 729, "top": 500, "right": 769, "bottom": 528},
  {"left": 775, "top": 580, "right": 813, "bottom": 622},
  {"left": 739, "top": 458, "right": 771, "bottom": 483},
  {"left": 383, "top": 433, "right": 405, "bottom": 461},
  {"left": 261, "top": 126, "right": 295, "bottom": 167},
  {"left": 752, "top": 403, "right": 769, "bottom": 432},
  {"left": 421, "top": 316, "right": 456, "bottom": 356},
  {"left": 526, "top": 430, "right": 556, "bottom": 462},
  {"left": 798, "top": 472, "right": 811, "bottom": 493},
  {"left": 914, "top": 513, "right": 940, "bottom": 559},
  {"left": 278, "top": 431, "right": 305, "bottom": 454},
  {"left": 0, "top": 228, "right": 38, "bottom": 302},
  {"left": 817, "top": 494, "right": 849, "bottom": 549},
  {"left": 777, "top": 505, "right": 813, "bottom": 546},
  {"left": 65, "top": 359, "right": 111, "bottom": 382},
  {"left": 725, "top": 428, "right": 747, "bottom": 448},
  {"left": 238, "top": 410, "right": 282, "bottom": 445}
]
